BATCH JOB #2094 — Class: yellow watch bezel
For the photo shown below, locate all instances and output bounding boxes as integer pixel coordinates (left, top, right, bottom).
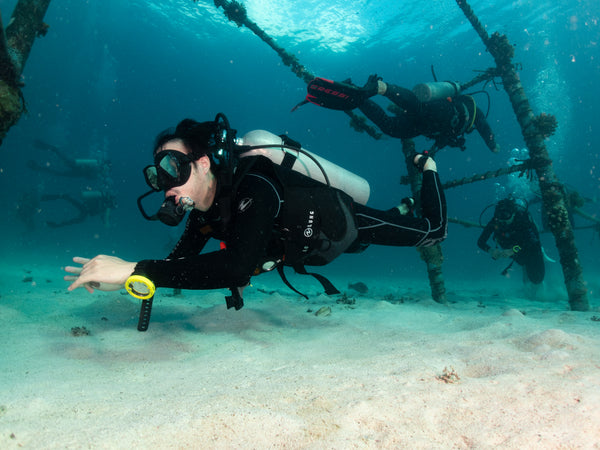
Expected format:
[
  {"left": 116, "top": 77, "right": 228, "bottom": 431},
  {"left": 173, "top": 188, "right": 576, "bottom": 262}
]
[{"left": 125, "top": 274, "right": 156, "bottom": 300}]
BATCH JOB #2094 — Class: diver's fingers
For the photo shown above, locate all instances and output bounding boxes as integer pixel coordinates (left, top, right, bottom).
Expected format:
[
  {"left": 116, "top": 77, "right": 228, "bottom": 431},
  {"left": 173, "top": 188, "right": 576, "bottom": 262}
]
[
  {"left": 64, "top": 265, "right": 83, "bottom": 275},
  {"left": 72, "top": 256, "right": 91, "bottom": 265},
  {"left": 67, "top": 274, "right": 89, "bottom": 291},
  {"left": 64, "top": 275, "right": 78, "bottom": 282}
]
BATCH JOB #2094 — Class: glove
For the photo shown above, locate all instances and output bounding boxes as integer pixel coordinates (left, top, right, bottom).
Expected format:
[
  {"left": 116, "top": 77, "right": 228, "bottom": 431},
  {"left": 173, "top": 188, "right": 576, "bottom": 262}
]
[{"left": 362, "top": 74, "right": 382, "bottom": 98}]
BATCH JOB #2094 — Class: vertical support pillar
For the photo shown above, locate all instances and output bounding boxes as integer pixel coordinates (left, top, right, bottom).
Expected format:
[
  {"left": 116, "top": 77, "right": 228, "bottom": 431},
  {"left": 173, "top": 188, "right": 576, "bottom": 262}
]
[
  {"left": 402, "top": 138, "right": 447, "bottom": 304},
  {"left": 0, "top": 0, "right": 51, "bottom": 145},
  {"left": 456, "top": 0, "right": 589, "bottom": 311}
]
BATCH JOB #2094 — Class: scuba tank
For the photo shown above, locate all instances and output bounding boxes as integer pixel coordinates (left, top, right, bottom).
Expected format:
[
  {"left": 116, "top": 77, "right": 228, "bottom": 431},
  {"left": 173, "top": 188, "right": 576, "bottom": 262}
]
[
  {"left": 412, "top": 81, "right": 461, "bottom": 103},
  {"left": 237, "top": 130, "right": 371, "bottom": 205}
]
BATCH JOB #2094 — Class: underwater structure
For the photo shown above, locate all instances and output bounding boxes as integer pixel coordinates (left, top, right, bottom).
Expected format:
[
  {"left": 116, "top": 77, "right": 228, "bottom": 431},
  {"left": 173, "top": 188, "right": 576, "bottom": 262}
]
[
  {"left": 0, "top": 0, "right": 51, "bottom": 146},
  {"left": 212, "top": 0, "right": 590, "bottom": 311},
  {"left": 456, "top": 0, "right": 589, "bottom": 311}
]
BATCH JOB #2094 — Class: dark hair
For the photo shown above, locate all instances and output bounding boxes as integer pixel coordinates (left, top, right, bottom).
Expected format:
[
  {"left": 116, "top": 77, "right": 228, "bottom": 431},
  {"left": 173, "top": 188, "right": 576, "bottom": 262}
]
[{"left": 153, "top": 119, "right": 218, "bottom": 159}]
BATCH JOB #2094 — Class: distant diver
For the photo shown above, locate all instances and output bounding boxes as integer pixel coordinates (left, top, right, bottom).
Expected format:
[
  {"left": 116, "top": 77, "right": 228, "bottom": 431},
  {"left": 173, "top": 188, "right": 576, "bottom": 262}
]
[
  {"left": 477, "top": 197, "right": 544, "bottom": 285},
  {"left": 17, "top": 190, "right": 117, "bottom": 229},
  {"left": 42, "top": 191, "right": 116, "bottom": 228},
  {"left": 294, "top": 75, "right": 500, "bottom": 153},
  {"left": 27, "top": 139, "right": 109, "bottom": 178}
]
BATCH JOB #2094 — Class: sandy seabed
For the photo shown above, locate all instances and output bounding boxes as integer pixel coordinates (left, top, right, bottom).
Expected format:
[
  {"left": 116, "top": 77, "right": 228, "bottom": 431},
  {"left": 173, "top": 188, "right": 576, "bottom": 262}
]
[{"left": 1, "top": 263, "right": 599, "bottom": 449}]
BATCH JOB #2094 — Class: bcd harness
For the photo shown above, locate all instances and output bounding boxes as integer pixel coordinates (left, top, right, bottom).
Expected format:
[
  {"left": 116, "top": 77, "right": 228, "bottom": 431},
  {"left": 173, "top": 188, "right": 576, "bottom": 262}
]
[
  {"left": 220, "top": 151, "right": 360, "bottom": 311},
  {"left": 429, "top": 95, "right": 477, "bottom": 153}
]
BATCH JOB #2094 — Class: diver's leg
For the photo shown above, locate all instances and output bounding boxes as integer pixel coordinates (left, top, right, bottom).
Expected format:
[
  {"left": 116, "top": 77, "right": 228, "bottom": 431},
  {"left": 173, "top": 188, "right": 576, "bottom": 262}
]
[
  {"left": 523, "top": 249, "right": 545, "bottom": 285},
  {"left": 355, "top": 170, "right": 447, "bottom": 247},
  {"left": 357, "top": 99, "right": 406, "bottom": 137},
  {"left": 381, "top": 83, "right": 420, "bottom": 111},
  {"left": 473, "top": 106, "right": 500, "bottom": 153},
  {"left": 357, "top": 82, "right": 421, "bottom": 138}
]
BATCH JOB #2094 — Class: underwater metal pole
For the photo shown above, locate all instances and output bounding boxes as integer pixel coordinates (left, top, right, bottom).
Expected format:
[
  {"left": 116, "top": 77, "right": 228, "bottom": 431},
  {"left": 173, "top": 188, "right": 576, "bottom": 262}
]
[
  {"left": 0, "top": 0, "right": 52, "bottom": 146},
  {"left": 209, "top": 0, "right": 381, "bottom": 140},
  {"left": 0, "top": 12, "right": 19, "bottom": 87},
  {"left": 402, "top": 138, "right": 447, "bottom": 304},
  {"left": 456, "top": 0, "right": 589, "bottom": 311}
]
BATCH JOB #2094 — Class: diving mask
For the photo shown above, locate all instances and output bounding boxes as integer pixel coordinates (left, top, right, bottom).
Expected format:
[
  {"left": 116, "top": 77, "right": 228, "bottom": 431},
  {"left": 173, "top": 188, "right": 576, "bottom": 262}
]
[{"left": 143, "top": 150, "right": 195, "bottom": 191}]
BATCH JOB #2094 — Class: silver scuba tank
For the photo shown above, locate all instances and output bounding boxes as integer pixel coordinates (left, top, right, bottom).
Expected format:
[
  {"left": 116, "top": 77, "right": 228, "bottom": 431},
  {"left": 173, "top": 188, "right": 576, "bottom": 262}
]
[
  {"left": 412, "top": 81, "right": 461, "bottom": 102},
  {"left": 237, "top": 130, "right": 371, "bottom": 205}
]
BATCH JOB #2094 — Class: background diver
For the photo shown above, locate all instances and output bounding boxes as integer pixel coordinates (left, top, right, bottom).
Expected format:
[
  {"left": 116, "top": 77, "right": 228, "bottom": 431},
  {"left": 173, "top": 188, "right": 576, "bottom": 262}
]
[
  {"left": 295, "top": 75, "right": 500, "bottom": 154},
  {"left": 16, "top": 189, "right": 117, "bottom": 229},
  {"left": 27, "top": 139, "right": 110, "bottom": 179},
  {"left": 64, "top": 113, "right": 447, "bottom": 320},
  {"left": 477, "top": 197, "right": 544, "bottom": 285}
]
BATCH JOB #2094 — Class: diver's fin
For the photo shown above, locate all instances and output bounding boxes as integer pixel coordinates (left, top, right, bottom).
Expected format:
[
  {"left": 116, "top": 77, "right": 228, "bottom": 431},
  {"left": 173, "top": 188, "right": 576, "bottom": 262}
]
[
  {"left": 290, "top": 99, "right": 309, "bottom": 112},
  {"left": 541, "top": 246, "right": 556, "bottom": 263},
  {"left": 297, "top": 77, "right": 369, "bottom": 111}
]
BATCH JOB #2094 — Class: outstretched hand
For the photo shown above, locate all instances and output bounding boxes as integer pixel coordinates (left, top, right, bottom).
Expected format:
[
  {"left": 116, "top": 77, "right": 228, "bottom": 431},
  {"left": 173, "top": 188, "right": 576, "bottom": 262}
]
[{"left": 64, "top": 255, "right": 136, "bottom": 293}]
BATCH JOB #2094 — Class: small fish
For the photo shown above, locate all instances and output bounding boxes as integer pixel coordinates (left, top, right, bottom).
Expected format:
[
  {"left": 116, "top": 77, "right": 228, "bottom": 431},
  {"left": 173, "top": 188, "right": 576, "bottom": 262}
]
[
  {"left": 314, "top": 306, "right": 332, "bottom": 317},
  {"left": 348, "top": 281, "right": 368, "bottom": 294}
]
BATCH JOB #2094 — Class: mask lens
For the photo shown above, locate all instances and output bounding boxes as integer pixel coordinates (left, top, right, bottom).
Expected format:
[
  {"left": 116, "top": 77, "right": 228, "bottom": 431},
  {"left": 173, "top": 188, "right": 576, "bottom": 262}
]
[
  {"left": 146, "top": 151, "right": 193, "bottom": 191},
  {"left": 143, "top": 166, "right": 160, "bottom": 191},
  {"left": 158, "top": 152, "right": 181, "bottom": 177}
]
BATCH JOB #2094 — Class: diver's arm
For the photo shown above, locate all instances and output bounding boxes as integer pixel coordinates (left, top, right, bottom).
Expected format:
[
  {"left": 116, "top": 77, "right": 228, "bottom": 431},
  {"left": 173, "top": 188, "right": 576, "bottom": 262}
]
[
  {"left": 133, "top": 175, "right": 281, "bottom": 290},
  {"left": 166, "top": 210, "right": 212, "bottom": 259},
  {"left": 477, "top": 222, "right": 495, "bottom": 252}
]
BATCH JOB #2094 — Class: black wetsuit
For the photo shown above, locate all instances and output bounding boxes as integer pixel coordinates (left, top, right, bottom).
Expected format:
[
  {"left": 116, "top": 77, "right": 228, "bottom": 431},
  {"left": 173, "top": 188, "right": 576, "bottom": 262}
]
[
  {"left": 477, "top": 209, "right": 545, "bottom": 284},
  {"left": 359, "top": 84, "right": 497, "bottom": 151},
  {"left": 135, "top": 156, "right": 447, "bottom": 291}
]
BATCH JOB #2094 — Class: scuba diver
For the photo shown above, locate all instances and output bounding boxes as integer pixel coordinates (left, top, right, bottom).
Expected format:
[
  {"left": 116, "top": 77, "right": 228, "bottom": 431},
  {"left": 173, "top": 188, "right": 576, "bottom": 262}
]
[
  {"left": 27, "top": 139, "right": 110, "bottom": 179},
  {"left": 42, "top": 190, "right": 117, "bottom": 228},
  {"left": 17, "top": 190, "right": 117, "bottom": 229},
  {"left": 477, "top": 197, "right": 544, "bottom": 285},
  {"left": 294, "top": 75, "right": 500, "bottom": 153},
  {"left": 64, "top": 113, "right": 447, "bottom": 329}
]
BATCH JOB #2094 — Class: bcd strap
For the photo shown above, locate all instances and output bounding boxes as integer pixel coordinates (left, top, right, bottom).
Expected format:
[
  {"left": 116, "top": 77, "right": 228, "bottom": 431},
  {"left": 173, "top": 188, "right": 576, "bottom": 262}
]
[
  {"left": 294, "top": 264, "right": 341, "bottom": 295},
  {"left": 277, "top": 265, "right": 308, "bottom": 299},
  {"left": 280, "top": 151, "right": 297, "bottom": 170},
  {"left": 278, "top": 134, "right": 302, "bottom": 151},
  {"left": 276, "top": 264, "right": 340, "bottom": 299}
]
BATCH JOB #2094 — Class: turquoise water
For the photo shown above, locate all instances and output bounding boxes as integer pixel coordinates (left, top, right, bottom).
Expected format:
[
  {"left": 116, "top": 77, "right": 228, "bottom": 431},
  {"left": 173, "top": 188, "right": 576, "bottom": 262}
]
[
  {"left": 1, "top": 2, "right": 600, "bottom": 446},
  {"left": 1, "top": 1, "right": 599, "bottom": 281}
]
